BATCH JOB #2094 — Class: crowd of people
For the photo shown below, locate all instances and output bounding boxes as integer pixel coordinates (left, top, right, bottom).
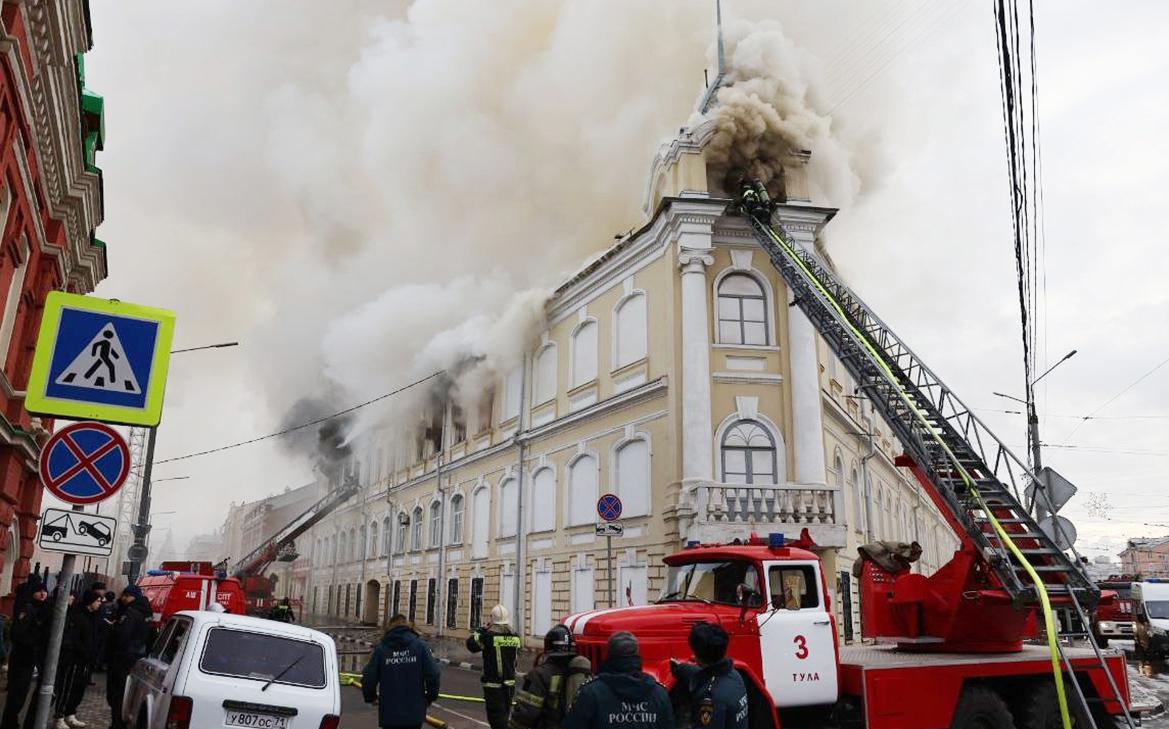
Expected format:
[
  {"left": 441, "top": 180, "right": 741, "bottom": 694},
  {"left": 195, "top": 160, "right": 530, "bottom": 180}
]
[
  {"left": 361, "top": 604, "right": 749, "bottom": 729},
  {"left": 0, "top": 578, "right": 154, "bottom": 729}
]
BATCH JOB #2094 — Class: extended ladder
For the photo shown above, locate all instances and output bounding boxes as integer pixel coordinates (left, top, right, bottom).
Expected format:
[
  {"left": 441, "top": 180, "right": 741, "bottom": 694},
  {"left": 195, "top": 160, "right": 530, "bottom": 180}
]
[{"left": 739, "top": 196, "right": 1134, "bottom": 728}]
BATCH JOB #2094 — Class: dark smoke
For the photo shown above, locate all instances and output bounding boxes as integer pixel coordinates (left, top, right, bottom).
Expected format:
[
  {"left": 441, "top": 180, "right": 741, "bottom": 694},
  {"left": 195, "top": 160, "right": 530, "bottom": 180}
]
[{"left": 278, "top": 395, "right": 353, "bottom": 480}]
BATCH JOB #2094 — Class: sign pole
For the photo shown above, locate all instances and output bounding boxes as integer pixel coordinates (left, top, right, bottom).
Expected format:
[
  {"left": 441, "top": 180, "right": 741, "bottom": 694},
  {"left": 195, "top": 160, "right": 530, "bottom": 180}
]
[
  {"left": 32, "top": 505, "right": 82, "bottom": 729},
  {"left": 607, "top": 534, "right": 614, "bottom": 608},
  {"left": 127, "top": 425, "right": 157, "bottom": 584}
]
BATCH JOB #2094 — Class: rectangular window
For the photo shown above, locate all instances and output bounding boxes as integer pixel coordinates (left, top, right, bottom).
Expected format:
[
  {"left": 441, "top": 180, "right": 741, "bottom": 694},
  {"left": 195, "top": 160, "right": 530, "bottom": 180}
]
[
  {"left": 200, "top": 628, "right": 326, "bottom": 689},
  {"left": 356, "top": 584, "right": 362, "bottom": 619},
  {"left": 446, "top": 578, "right": 459, "bottom": 629},
  {"left": 768, "top": 564, "right": 821, "bottom": 610},
  {"left": 532, "top": 570, "right": 553, "bottom": 637},
  {"left": 344, "top": 585, "right": 351, "bottom": 616},
  {"left": 426, "top": 578, "right": 437, "bottom": 625},
  {"left": 392, "top": 581, "right": 402, "bottom": 618},
  {"left": 409, "top": 580, "right": 418, "bottom": 623},
  {"left": 572, "top": 568, "right": 595, "bottom": 614},
  {"left": 469, "top": 578, "right": 484, "bottom": 630}
]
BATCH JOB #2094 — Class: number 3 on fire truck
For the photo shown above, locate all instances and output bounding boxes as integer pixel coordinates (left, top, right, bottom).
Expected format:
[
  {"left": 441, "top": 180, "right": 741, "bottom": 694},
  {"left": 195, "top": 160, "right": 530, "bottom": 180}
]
[{"left": 793, "top": 635, "right": 808, "bottom": 660}]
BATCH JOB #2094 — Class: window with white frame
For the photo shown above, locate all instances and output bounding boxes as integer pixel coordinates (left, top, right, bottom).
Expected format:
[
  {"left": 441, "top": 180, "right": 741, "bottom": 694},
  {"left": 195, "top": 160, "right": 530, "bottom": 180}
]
[
  {"left": 614, "top": 439, "right": 650, "bottom": 517},
  {"left": 571, "top": 320, "right": 598, "bottom": 387},
  {"left": 614, "top": 293, "right": 647, "bottom": 368},
  {"left": 471, "top": 488, "right": 489, "bottom": 558},
  {"left": 567, "top": 455, "right": 597, "bottom": 526},
  {"left": 411, "top": 507, "right": 423, "bottom": 550},
  {"left": 848, "top": 464, "right": 863, "bottom": 534},
  {"left": 534, "top": 345, "right": 557, "bottom": 404},
  {"left": 337, "top": 533, "right": 346, "bottom": 565},
  {"left": 503, "top": 367, "right": 523, "bottom": 421},
  {"left": 499, "top": 478, "right": 518, "bottom": 537},
  {"left": 395, "top": 512, "right": 408, "bottom": 553},
  {"left": 716, "top": 273, "right": 769, "bottom": 345},
  {"left": 382, "top": 516, "right": 391, "bottom": 555},
  {"left": 531, "top": 468, "right": 555, "bottom": 532},
  {"left": 368, "top": 522, "right": 378, "bottom": 557},
  {"left": 721, "top": 420, "right": 778, "bottom": 485},
  {"left": 449, "top": 494, "right": 465, "bottom": 544},
  {"left": 359, "top": 526, "right": 367, "bottom": 560},
  {"left": 430, "top": 501, "right": 442, "bottom": 547}
]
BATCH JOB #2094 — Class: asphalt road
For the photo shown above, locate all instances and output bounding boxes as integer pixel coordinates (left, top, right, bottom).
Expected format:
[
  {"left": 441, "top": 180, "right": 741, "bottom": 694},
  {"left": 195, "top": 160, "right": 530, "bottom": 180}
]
[{"left": 339, "top": 650, "right": 491, "bottom": 729}]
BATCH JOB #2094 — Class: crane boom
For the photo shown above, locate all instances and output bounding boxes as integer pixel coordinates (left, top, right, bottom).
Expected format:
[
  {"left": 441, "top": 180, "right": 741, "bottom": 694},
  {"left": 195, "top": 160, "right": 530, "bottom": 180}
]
[{"left": 232, "top": 475, "right": 359, "bottom": 581}]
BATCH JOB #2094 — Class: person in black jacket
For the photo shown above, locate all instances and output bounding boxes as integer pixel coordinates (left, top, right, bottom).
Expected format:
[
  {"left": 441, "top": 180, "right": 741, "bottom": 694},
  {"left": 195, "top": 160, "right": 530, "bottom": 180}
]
[
  {"left": 466, "top": 605, "right": 521, "bottom": 729},
  {"left": 670, "top": 623, "right": 748, "bottom": 729},
  {"left": 509, "top": 625, "right": 591, "bottom": 729},
  {"left": 563, "top": 632, "right": 672, "bottom": 729},
  {"left": 105, "top": 586, "right": 152, "bottom": 729},
  {"left": 54, "top": 590, "right": 103, "bottom": 728},
  {"left": 361, "top": 614, "right": 441, "bottom": 729},
  {"left": 1, "top": 576, "right": 50, "bottom": 729}
]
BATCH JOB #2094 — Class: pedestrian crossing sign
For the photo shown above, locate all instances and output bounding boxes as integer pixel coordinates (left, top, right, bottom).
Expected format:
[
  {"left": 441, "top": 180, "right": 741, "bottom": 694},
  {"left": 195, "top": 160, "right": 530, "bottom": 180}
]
[{"left": 25, "top": 292, "right": 175, "bottom": 426}]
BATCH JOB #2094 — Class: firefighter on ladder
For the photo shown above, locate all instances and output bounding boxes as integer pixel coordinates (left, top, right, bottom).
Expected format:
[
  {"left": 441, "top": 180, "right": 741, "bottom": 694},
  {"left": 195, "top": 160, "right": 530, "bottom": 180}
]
[{"left": 467, "top": 605, "right": 522, "bottom": 729}]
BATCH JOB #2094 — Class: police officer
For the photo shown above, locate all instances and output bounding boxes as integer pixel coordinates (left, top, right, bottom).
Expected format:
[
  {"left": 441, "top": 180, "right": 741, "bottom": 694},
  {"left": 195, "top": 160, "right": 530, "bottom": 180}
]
[
  {"left": 670, "top": 623, "right": 748, "bottom": 729},
  {"left": 509, "top": 625, "right": 592, "bottom": 729},
  {"left": 106, "top": 585, "right": 153, "bottom": 729},
  {"left": 1, "top": 576, "right": 50, "bottom": 729},
  {"left": 362, "top": 614, "right": 441, "bottom": 729},
  {"left": 467, "top": 604, "right": 522, "bottom": 729},
  {"left": 563, "top": 632, "right": 672, "bottom": 729}
]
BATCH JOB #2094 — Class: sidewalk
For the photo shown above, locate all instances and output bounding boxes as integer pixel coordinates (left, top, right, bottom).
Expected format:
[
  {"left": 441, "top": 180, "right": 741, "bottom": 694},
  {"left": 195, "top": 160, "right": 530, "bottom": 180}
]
[{"left": 0, "top": 669, "right": 110, "bottom": 728}]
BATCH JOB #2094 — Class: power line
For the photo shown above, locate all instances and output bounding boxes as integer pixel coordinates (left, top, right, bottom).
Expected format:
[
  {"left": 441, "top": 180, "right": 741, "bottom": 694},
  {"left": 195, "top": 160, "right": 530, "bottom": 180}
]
[
  {"left": 1061, "top": 351, "right": 1169, "bottom": 444},
  {"left": 975, "top": 407, "right": 1169, "bottom": 420},
  {"left": 153, "top": 370, "right": 445, "bottom": 466},
  {"left": 1039, "top": 443, "right": 1169, "bottom": 458}
]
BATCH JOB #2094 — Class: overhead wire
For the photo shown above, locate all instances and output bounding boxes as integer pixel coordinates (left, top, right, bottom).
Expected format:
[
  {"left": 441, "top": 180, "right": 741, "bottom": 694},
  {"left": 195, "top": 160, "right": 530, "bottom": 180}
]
[{"left": 1061, "top": 352, "right": 1169, "bottom": 444}]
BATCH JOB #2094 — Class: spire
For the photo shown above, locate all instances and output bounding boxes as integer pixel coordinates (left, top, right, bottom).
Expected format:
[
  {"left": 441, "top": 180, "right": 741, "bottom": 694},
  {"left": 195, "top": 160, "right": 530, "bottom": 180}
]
[{"left": 698, "top": 0, "right": 728, "bottom": 114}]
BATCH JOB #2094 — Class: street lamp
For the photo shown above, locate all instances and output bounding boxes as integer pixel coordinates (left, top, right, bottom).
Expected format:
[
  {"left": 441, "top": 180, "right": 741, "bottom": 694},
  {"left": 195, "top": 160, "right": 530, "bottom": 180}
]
[
  {"left": 992, "top": 349, "right": 1077, "bottom": 519},
  {"left": 128, "top": 341, "right": 239, "bottom": 583}
]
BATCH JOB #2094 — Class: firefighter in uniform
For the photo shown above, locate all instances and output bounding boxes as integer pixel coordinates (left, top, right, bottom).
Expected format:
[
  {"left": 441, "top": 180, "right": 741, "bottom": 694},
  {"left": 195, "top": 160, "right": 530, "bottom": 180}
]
[
  {"left": 362, "top": 614, "right": 441, "bottom": 729},
  {"left": 509, "top": 625, "right": 592, "bottom": 729},
  {"left": 467, "top": 604, "right": 522, "bottom": 729},
  {"left": 563, "top": 632, "right": 673, "bottom": 729},
  {"left": 670, "top": 623, "right": 748, "bottom": 729}
]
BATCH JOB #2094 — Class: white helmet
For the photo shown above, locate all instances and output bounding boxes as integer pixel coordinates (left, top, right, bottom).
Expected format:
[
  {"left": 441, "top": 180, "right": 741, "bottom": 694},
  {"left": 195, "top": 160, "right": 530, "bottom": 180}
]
[{"left": 490, "top": 604, "right": 511, "bottom": 627}]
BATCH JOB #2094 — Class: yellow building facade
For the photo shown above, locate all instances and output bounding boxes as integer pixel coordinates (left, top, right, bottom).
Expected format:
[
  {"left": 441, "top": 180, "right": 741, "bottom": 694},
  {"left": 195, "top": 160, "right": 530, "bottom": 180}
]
[{"left": 300, "top": 122, "right": 959, "bottom": 644}]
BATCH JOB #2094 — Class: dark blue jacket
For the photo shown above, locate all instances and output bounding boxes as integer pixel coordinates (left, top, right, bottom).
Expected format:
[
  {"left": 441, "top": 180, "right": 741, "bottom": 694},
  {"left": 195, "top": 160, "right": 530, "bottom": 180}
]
[
  {"left": 563, "top": 656, "right": 673, "bottom": 729},
  {"left": 671, "top": 658, "right": 748, "bottom": 729},
  {"left": 362, "top": 625, "right": 441, "bottom": 727}
]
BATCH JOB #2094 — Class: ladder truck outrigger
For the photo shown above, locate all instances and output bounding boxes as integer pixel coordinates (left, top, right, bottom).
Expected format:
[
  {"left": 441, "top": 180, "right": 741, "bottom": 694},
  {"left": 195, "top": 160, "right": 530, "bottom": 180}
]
[
  {"left": 230, "top": 475, "right": 359, "bottom": 616},
  {"left": 565, "top": 182, "right": 1134, "bottom": 729}
]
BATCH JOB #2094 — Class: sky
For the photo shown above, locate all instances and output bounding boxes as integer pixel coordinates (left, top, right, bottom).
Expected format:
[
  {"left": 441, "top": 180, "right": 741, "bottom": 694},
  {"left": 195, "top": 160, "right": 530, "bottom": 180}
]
[{"left": 73, "top": 0, "right": 1169, "bottom": 561}]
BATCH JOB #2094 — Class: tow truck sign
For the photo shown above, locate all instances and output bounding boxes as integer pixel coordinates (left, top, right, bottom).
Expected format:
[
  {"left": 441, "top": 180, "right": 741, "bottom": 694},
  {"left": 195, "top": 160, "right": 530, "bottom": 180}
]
[{"left": 37, "top": 508, "right": 116, "bottom": 556}]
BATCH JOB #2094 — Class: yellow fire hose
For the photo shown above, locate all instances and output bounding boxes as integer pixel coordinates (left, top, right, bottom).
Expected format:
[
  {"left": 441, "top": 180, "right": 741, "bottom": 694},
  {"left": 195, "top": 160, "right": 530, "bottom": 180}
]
[
  {"left": 758, "top": 222, "right": 1075, "bottom": 729},
  {"left": 339, "top": 672, "right": 487, "bottom": 703}
]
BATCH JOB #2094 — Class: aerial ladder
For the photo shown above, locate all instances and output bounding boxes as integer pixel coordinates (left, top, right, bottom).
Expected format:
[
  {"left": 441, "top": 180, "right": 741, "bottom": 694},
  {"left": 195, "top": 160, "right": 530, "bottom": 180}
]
[
  {"left": 738, "top": 183, "right": 1134, "bottom": 728},
  {"left": 230, "top": 475, "right": 359, "bottom": 614}
]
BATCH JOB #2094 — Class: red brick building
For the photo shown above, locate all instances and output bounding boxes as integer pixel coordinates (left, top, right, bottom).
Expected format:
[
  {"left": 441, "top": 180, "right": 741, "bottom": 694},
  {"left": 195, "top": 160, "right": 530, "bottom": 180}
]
[{"left": 0, "top": 0, "right": 106, "bottom": 604}]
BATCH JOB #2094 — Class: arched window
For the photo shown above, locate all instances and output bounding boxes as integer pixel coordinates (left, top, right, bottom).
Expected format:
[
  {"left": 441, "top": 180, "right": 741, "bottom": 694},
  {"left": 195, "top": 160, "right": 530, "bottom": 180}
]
[
  {"left": 350, "top": 528, "right": 358, "bottom": 561},
  {"left": 430, "top": 501, "right": 442, "bottom": 547},
  {"left": 471, "top": 487, "right": 489, "bottom": 559},
  {"left": 499, "top": 478, "right": 518, "bottom": 538},
  {"left": 614, "top": 439, "right": 650, "bottom": 517},
  {"left": 338, "top": 533, "right": 347, "bottom": 565},
  {"left": 411, "top": 507, "right": 423, "bottom": 550},
  {"left": 368, "top": 521, "right": 378, "bottom": 557},
  {"left": 382, "top": 516, "right": 392, "bottom": 555},
  {"left": 359, "top": 526, "right": 367, "bottom": 561},
  {"left": 534, "top": 345, "right": 557, "bottom": 404},
  {"left": 882, "top": 490, "right": 893, "bottom": 540},
  {"left": 571, "top": 320, "right": 598, "bottom": 386},
  {"left": 848, "top": 464, "right": 863, "bottom": 534},
  {"left": 567, "top": 455, "right": 597, "bottom": 526},
  {"left": 531, "top": 468, "right": 555, "bottom": 533},
  {"left": 503, "top": 367, "right": 523, "bottom": 421},
  {"left": 717, "top": 274, "right": 769, "bottom": 345},
  {"left": 721, "top": 420, "right": 777, "bottom": 485},
  {"left": 395, "top": 512, "right": 408, "bottom": 553},
  {"left": 614, "top": 293, "right": 647, "bottom": 368},
  {"left": 449, "top": 494, "right": 465, "bottom": 544}
]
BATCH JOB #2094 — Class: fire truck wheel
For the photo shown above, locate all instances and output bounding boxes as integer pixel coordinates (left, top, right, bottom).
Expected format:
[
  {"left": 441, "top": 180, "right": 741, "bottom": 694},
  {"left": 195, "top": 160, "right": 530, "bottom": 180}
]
[
  {"left": 1018, "top": 682, "right": 1090, "bottom": 729},
  {"left": 950, "top": 685, "right": 1015, "bottom": 729}
]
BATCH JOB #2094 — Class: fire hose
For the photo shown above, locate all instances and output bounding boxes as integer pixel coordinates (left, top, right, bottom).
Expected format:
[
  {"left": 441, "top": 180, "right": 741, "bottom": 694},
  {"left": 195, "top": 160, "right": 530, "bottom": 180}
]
[{"left": 755, "top": 220, "right": 1075, "bottom": 729}]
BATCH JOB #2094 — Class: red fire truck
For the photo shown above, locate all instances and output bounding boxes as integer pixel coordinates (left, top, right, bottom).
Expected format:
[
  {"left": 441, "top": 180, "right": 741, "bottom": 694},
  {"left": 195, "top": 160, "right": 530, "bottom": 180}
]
[
  {"left": 138, "top": 561, "right": 246, "bottom": 625},
  {"left": 1093, "top": 576, "right": 1137, "bottom": 647},
  {"left": 565, "top": 187, "right": 1134, "bottom": 728}
]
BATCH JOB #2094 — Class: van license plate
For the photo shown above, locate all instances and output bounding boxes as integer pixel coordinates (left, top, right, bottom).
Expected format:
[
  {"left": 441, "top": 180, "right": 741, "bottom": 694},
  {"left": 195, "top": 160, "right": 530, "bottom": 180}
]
[{"left": 225, "top": 711, "right": 289, "bottom": 728}]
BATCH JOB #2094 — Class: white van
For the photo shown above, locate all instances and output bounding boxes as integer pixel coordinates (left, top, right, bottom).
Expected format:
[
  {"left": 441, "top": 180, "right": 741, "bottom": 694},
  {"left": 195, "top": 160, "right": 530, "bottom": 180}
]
[
  {"left": 123, "top": 610, "right": 341, "bottom": 729},
  {"left": 1132, "top": 580, "right": 1169, "bottom": 657}
]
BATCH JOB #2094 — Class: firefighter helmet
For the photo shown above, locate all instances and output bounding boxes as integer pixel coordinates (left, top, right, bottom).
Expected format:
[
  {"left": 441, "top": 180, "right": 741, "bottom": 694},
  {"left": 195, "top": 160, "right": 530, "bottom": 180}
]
[{"left": 544, "top": 624, "right": 576, "bottom": 653}]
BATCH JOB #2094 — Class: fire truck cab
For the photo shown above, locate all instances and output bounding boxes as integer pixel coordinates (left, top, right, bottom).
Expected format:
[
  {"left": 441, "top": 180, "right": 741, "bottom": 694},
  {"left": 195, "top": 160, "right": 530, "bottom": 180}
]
[{"left": 567, "top": 532, "right": 1131, "bottom": 729}]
